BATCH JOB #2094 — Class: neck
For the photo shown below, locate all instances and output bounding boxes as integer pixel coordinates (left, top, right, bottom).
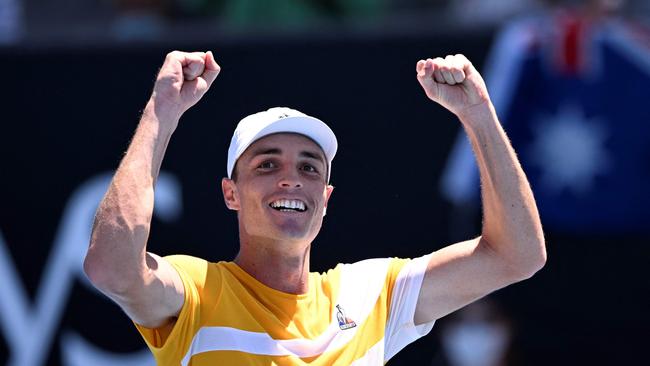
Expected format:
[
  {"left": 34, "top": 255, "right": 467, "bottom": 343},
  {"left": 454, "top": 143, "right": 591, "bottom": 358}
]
[{"left": 234, "top": 236, "right": 311, "bottom": 295}]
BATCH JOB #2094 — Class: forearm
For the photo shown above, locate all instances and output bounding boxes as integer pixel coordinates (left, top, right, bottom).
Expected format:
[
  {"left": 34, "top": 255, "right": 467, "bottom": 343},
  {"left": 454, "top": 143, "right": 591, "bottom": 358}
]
[
  {"left": 85, "top": 99, "right": 177, "bottom": 293},
  {"left": 460, "top": 103, "right": 546, "bottom": 276}
]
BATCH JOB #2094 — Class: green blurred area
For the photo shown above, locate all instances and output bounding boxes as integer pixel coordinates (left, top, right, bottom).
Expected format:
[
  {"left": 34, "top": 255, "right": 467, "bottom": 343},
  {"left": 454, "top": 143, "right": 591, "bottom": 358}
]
[{"left": 176, "top": 0, "right": 390, "bottom": 27}]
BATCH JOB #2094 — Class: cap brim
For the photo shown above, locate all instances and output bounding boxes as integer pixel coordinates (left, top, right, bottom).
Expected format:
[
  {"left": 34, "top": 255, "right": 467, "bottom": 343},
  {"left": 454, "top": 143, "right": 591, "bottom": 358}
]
[{"left": 228, "top": 116, "right": 338, "bottom": 181}]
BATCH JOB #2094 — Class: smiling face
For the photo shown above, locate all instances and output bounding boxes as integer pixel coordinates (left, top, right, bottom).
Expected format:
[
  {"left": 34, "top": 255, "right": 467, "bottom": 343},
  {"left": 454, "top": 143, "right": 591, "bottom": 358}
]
[{"left": 221, "top": 133, "right": 334, "bottom": 247}]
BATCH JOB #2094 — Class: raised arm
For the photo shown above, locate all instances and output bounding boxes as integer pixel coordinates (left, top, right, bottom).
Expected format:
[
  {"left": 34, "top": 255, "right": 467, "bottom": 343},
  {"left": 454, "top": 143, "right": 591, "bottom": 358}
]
[
  {"left": 413, "top": 55, "right": 546, "bottom": 324},
  {"left": 83, "top": 51, "right": 220, "bottom": 328}
]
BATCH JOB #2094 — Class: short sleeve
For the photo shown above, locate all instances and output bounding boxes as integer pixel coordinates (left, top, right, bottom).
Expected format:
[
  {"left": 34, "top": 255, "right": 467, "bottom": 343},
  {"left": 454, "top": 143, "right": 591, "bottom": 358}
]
[
  {"left": 384, "top": 254, "right": 434, "bottom": 361},
  {"left": 134, "top": 255, "right": 208, "bottom": 364}
]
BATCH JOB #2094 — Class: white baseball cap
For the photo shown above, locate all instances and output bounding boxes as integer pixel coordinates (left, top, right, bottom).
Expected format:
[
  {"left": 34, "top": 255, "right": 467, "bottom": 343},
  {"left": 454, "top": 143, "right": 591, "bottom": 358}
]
[{"left": 227, "top": 107, "right": 338, "bottom": 182}]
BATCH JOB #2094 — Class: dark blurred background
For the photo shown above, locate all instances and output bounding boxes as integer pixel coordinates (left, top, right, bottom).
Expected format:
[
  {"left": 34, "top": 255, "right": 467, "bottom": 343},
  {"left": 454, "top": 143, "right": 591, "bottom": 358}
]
[{"left": 1, "top": 0, "right": 649, "bottom": 365}]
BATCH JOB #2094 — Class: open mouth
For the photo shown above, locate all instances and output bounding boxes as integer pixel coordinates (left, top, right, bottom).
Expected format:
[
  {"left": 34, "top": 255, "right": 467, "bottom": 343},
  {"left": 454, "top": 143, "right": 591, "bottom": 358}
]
[{"left": 269, "top": 199, "right": 307, "bottom": 212}]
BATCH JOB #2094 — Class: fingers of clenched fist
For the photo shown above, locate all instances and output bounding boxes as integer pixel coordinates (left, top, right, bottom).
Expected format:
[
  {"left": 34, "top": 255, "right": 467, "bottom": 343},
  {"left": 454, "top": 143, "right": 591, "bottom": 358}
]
[
  {"left": 182, "top": 52, "right": 207, "bottom": 81},
  {"left": 154, "top": 50, "right": 221, "bottom": 116},
  {"left": 416, "top": 54, "right": 491, "bottom": 117},
  {"left": 164, "top": 50, "right": 221, "bottom": 85},
  {"left": 416, "top": 54, "right": 470, "bottom": 86}
]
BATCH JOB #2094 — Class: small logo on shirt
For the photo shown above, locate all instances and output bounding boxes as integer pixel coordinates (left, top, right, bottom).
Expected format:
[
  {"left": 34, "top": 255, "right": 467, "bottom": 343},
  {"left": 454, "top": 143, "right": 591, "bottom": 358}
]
[{"left": 336, "top": 304, "right": 357, "bottom": 330}]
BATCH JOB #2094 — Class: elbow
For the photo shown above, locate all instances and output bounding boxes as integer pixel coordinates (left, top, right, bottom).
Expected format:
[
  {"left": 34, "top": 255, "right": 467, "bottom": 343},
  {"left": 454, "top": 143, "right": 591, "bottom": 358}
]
[
  {"left": 527, "top": 223, "right": 548, "bottom": 276},
  {"left": 83, "top": 249, "right": 114, "bottom": 293},
  {"left": 84, "top": 224, "right": 113, "bottom": 291},
  {"left": 530, "top": 232, "right": 548, "bottom": 271},
  {"left": 83, "top": 243, "right": 141, "bottom": 297},
  {"left": 83, "top": 257, "right": 100, "bottom": 288},
  {"left": 511, "top": 237, "right": 547, "bottom": 281},
  {"left": 517, "top": 253, "right": 546, "bottom": 281},
  {"left": 84, "top": 212, "right": 149, "bottom": 295},
  {"left": 482, "top": 234, "right": 546, "bottom": 283}
]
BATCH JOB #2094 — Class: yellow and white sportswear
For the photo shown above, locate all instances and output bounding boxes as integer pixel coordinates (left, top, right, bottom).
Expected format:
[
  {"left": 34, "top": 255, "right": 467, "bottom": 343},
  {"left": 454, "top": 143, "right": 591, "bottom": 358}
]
[{"left": 136, "top": 254, "right": 434, "bottom": 365}]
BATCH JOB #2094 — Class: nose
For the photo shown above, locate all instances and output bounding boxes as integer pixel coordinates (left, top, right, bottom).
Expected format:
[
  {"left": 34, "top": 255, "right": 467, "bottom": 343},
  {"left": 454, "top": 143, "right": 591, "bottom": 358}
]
[{"left": 278, "top": 169, "right": 303, "bottom": 188}]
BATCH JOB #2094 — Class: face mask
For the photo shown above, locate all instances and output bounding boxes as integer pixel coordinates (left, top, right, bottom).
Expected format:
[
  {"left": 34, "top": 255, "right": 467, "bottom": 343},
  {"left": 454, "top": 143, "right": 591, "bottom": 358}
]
[{"left": 441, "top": 321, "right": 509, "bottom": 366}]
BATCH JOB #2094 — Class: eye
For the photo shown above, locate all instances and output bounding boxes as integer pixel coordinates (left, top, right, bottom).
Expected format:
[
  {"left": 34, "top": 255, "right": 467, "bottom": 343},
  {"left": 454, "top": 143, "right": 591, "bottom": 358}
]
[
  {"left": 302, "top": 164, "right": 319, "bottom": 173},
  {"left": 258, "top": 161, "right": 277, "bottom": 170}
]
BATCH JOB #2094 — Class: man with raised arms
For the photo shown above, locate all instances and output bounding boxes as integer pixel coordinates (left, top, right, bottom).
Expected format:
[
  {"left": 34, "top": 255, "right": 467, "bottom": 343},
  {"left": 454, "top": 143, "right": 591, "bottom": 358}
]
[{"left": 84, "top": 50, "right": 546, "bottom": 365}]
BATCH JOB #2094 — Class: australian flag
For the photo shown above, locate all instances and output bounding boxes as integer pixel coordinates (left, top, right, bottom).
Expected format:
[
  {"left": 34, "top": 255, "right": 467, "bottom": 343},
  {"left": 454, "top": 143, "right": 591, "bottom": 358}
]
[{"left": 441, "top": 11, "right": 650, "bottom": 235}]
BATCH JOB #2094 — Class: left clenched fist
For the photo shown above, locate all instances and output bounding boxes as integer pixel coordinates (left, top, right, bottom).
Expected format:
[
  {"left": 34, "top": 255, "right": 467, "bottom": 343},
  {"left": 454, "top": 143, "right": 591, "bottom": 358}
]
[{"left": 416, "top": 54, "right": 491, "bottom": 118}]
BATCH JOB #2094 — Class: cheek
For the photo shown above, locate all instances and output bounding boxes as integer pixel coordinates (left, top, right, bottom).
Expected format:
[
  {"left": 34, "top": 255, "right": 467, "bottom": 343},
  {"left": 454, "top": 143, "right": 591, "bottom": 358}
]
[
  {"left": 321, "top": 187, "right": 332, "bottom": 205},
  {"left": 237, "top": 183, "right": 268, "bottom": 209}
]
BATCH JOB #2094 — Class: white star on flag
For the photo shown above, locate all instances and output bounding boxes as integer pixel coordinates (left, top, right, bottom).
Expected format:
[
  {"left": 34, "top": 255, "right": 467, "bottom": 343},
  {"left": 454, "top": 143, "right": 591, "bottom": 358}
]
[{"left": 526, "top": 104, "right": 612, "bottom": 195}]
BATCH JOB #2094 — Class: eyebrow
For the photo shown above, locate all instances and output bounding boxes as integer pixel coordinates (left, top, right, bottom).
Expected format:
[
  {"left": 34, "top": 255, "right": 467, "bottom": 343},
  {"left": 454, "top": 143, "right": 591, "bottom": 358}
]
[
  {"left": 250, "top": 147, "right": 326, "bottom": 165},
  {"left": 251, "top": 148, "right": 282, "bottom": 157},
  {"left": 300, "top": 150, "right": 326, "bottom": 164}
]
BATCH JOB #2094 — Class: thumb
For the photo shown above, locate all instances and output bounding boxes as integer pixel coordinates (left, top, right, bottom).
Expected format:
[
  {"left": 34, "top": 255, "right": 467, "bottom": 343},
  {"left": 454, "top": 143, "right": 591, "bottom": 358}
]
[
  {"left": 202, "top": 51, "right": 221, "bottom": 88},
  {"left": 416, "top": 59, "right": 439, "bottom": 100}
]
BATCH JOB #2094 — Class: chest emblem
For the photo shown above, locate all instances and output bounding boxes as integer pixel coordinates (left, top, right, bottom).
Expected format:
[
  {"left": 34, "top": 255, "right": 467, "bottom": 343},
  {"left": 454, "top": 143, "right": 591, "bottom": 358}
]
[{"left": 336, "top": 304, "right": 357, "bottom": 330}]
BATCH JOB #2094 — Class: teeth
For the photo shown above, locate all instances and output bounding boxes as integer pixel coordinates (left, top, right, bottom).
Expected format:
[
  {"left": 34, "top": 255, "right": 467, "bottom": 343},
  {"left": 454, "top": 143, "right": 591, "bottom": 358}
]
[{"left": 270, "top": 199, "right": 306, "bottom": 211}]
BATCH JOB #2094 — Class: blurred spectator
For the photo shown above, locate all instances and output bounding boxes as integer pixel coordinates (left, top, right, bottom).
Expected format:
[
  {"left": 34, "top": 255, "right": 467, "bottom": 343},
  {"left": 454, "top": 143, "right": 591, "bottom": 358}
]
[
  {"left": 445, "top": 0, "right": 543, "bottom": 29},
  {"left": 112, "top": 0, "right": 169, "bottom": 41},
  {"left": 173, "top": 0, "right": 389, "bottom": 30},
  {"left": 10, "top": 0, "right": 650, "bottom": 45},
  {"left": 220, "top": 0, "right": 332, "bottom": 30},
  {"left": 431, "top": 298, "right": 514, "bottom": 366},
  {"left": 222, "top": 0, "right": 390, "bottom": 30},
  {"left": 0, "top": 0, "right": 22, "bottom": 44},
  {"left": 173, "top": 0, "right": 220, "bottom": 18}
]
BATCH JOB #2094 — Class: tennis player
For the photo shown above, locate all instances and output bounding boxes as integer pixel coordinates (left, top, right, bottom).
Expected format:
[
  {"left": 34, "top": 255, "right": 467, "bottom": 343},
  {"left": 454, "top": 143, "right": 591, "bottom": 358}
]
[{"left": 84, "top": 50, "right": 546, "bottom": 365}]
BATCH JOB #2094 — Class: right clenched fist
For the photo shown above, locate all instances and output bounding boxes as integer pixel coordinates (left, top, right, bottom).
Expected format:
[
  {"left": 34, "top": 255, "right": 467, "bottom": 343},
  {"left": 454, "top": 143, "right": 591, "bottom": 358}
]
[{"left": 151, "top": 50, "right": 221, "bottom": 119}]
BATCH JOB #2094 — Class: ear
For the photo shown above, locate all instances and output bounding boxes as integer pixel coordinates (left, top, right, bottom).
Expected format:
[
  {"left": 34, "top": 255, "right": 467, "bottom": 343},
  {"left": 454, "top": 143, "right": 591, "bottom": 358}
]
[
  {"left": 323, "top": 185, "right": 334, "bottom": 216},
  {"left": 222, "top": 178, "right": 240, "bottom": 211}
]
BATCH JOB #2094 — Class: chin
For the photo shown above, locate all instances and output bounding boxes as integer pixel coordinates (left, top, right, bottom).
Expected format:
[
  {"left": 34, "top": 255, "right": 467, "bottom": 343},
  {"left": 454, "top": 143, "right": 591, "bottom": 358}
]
[
  {"left": 275, "top": 226, "right": 311, "bottom": 241},
  {"left": 272, "top": 222, "right": 323, "bottom": 243}
]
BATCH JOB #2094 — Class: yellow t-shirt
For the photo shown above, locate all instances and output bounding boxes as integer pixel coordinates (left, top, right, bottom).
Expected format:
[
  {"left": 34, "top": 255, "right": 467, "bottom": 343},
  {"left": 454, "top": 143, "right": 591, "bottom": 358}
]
[{"left": 136, "top": 254, "right": 434, "bottom": 365}]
